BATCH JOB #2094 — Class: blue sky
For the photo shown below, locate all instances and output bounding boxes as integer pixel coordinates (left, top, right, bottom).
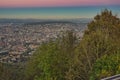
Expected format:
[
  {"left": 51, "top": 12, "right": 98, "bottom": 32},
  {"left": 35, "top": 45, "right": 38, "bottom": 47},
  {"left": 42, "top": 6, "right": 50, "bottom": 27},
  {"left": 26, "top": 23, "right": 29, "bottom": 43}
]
[{"left": 0, "top": 6, "right": 120, "bottom": 19}]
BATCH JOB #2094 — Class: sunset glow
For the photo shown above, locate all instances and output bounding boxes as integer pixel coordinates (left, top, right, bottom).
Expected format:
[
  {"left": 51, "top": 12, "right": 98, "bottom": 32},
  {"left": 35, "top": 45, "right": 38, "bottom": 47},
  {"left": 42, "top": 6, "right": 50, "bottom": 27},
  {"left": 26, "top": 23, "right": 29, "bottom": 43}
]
[
  {"left": 0, "top": 0, "right": 120, "bottom": 7},
  {"left": 0, "top": 0, "right": 120, "bottom": 19}
]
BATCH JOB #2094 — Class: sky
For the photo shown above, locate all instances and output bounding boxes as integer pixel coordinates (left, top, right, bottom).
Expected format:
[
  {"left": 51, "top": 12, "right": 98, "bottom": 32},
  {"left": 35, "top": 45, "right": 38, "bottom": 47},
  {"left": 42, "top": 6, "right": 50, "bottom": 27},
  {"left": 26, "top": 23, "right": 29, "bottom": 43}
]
[
  {"left": 0, "top": 0, "right": 120, "bottom": 19},
  {"left": 0, "top": 0, "right": 120, "bottom": 7}
]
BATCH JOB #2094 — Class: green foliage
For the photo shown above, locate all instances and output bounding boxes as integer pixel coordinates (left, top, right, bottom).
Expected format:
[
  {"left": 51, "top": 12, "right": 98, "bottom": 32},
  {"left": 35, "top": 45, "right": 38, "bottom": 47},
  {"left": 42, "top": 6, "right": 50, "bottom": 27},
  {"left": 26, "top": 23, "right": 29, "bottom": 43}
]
[
  {"left": 25, "top": 31, "right": 77, "bottom": 80},
  {"left": 74, "top": 31, "right": 112, "bottom": 79},
  {"left": 25, "top": 9, "right": 120, "bottom": 80},
  {"left": 72, "top": 9, "right": 120, "bottom": 80},
  {"left": 85, "top": 9, "right": 120, "bottom": 79},
  {"left": 2, "top": 9, "right": 120, "bottom": 80},
  {"left": 90, "top": 53, "right": 120, "bottom": 80},
  {"left": 0, "top": 63, "right": 25, "bottom": 80},
  {"left": 87, "top": 9, "right": 120, "bottom": 34}
]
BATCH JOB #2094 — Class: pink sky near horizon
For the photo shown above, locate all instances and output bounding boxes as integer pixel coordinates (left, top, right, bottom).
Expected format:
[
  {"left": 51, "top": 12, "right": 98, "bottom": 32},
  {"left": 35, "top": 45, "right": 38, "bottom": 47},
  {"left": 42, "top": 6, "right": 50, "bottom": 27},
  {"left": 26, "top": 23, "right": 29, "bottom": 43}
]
[{"left": 0, "top": 0, "right": 120, "bottom": 7}]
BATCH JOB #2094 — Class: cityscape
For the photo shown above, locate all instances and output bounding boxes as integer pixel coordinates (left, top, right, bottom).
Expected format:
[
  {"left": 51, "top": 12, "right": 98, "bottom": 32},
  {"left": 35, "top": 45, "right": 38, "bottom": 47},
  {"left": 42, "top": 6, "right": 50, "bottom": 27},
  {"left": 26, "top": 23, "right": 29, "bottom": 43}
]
[
  {"left": 0, "top": 20, "right": 88, "bottom": 63},
  {"left": 0, "top": 0, "right": 120, "bottom": 80}
]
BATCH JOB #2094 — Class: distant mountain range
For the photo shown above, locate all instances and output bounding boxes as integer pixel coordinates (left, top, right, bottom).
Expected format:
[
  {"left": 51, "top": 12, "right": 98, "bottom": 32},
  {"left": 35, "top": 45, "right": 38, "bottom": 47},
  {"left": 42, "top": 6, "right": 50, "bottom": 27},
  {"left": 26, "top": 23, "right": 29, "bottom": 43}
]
[{"left": 0, "top": 18, "right": 92, "bottom": 24}]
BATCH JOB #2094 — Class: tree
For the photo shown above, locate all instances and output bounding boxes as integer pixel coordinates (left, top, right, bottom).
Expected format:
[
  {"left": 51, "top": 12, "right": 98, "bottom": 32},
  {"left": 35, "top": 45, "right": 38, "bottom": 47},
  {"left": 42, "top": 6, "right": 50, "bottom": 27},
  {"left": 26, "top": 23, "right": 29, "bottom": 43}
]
[
  {"left": 90, "top": 53, "right": 120, "bottom": 80},
  {"left": 75, "top": 9, "right": 120, "bottom": 80},
  {"left": 25, "top": 30, "right": 77, "bottom": 80},
  {"left": 86, "top": 9, "right": 120, "bottom": 36}
]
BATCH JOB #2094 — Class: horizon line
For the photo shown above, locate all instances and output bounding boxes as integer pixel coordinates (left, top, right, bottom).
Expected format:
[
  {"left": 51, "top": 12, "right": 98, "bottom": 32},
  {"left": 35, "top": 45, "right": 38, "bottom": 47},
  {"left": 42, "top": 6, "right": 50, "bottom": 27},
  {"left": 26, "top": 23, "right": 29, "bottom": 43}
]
[
  {"left": 0, "top": 17, "right": 93, "bottom": 20},
  {"left": 0, "top": 4, "right": 120, "bottom": 8}
]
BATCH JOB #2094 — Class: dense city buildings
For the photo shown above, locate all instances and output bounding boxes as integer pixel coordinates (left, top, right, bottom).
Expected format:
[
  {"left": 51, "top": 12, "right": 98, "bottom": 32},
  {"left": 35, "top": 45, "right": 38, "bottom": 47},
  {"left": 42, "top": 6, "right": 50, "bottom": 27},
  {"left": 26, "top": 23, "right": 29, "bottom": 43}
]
[{"left": 0, "top": 22, "right": 87, "bottom": 63}]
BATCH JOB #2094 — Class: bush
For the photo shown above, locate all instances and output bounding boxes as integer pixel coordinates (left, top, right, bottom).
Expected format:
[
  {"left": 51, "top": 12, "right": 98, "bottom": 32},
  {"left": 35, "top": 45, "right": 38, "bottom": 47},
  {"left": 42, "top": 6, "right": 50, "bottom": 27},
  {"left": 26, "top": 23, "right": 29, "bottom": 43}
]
[
  {"left": 25, "top": 31, "right": 78, "bottom": 80},
  {"left": 75, "top": 9, "right": 120, "bottom": 80},
  {"left": 90, "top": 53, "right": 120, "bottom": 80}
]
